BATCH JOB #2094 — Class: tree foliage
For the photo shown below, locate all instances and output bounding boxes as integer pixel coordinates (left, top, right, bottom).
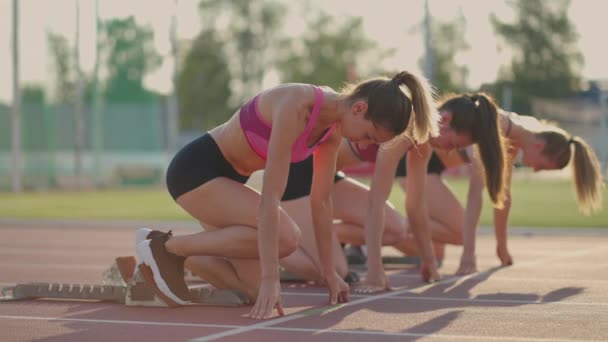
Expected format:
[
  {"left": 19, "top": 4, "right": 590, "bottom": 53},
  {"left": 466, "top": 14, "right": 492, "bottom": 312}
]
[
  {"left": 47, "top": 32, "right": 75, "bottom": 103},
  {"left": 276, "top": 12, "right": 382, "bottom": 90},
  {"left": 177, "top": 30, "right": 233, "bottom": 130},
  {"left": 198, "top": 0, "right": 287, "bottom": 102},
  {"left": 421, "top": 15, "right": 469, "bottom": 95},
  {"left": 101, "top": 16, "right": 162, "bottom": 103},
  {"left": 21, "top": 84, "right": 45, "bottom": 104},
  {"left": 491, "top": 0, "right": 582, "bottom": 113}
]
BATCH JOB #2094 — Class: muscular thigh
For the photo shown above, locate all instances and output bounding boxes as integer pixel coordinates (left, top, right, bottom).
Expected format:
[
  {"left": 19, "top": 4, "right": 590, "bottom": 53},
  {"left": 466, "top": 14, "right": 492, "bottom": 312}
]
[
  {"left": 331, "top": 178, "right": 373, "bottom": 224},
  {"left": 424, "top": 175, "right": 464, "bottom": 227},
  {"left": 177, "top": 177, "right": 298, "bottom": 232},
  {"left": 281, "top": 198, "right": 316, "bottom": 250}
]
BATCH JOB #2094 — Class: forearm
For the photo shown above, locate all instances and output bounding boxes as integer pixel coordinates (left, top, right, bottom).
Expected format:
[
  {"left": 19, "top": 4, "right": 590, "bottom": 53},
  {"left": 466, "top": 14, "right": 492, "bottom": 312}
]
[
  {"left": 364, "top": 201, "right": 385, "bottom": 275},
  {"left": 258, "top": 200, "right": 280, "bottom": 280},
  {"left": 407, "top": 207, "right": 434, "bottom": 264},
  {"left": 461, "top": 193, "right": 482, "bottom": 258},
  {"left": 493, "top": 196, "right": 511, "bottom": 248},
  {"left": 312, "top": 199, "right": 334, "bottom": 278}
]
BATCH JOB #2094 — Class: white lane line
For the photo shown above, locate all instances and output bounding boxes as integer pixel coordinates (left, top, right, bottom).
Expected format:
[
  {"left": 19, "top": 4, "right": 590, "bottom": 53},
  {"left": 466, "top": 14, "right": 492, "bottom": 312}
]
[
  {"left": 280, "top": 292, "right": 608, "bottom": 307},
  {"left": 3, "top": 244, "right": 604, "bottom": 341},
  {"left": 0, "top": 315, "right": 593, "bottom": 342},
  {"left": 2, "top": 287, "right": 602, "bottom": 308},
  {"left": 187, "top": 245, "right": 608, "bottom": 342},
  {"left": 388, "top": 273, "right": 608, "bottom": 283}
]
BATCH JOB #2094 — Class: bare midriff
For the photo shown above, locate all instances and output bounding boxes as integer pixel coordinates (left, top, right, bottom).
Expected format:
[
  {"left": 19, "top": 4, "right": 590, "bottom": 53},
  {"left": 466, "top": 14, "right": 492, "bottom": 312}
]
[{"left": 209, "top": 113, "right": 266, "bottom": 176}]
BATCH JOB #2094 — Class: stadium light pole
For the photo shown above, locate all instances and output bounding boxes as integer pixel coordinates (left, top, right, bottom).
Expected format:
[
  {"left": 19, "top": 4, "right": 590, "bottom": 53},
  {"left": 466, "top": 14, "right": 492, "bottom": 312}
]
[
  {"left": 91, "top": 0, "right": 103, "bottom": 186},
  {"left": 74, "top": 0, "right": 85, "bottom": 189},
  {"left": 168, "top": 0, "right": 179, "bottom": 154},
  {"left": 11, "top": 0, "right": 23, "bottom": 193},
  {"left": 423, "top": 0, "right": 433, "bottom": 82}
]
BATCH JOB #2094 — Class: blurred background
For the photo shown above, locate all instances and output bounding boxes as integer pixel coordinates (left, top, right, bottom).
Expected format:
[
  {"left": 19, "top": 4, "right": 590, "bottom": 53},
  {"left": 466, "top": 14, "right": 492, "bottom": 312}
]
[{"left": 1, "top": 0, "right": 606, "bottom": 225}]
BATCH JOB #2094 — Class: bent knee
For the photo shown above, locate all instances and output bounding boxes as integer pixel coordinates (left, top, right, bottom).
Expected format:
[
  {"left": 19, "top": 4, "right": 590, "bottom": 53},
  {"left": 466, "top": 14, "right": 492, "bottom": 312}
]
[
  {"left": 335, "top": 262, "right": 348, "bottom": 279},
  {"left": 382, "top": 224, "right": 406, "bottom": 245},
  {"left": 278, "top": 224, "right": 301, "bottom": 258},
  {"left": 184, "top": 255, "right": 210, "bottom": 271}
]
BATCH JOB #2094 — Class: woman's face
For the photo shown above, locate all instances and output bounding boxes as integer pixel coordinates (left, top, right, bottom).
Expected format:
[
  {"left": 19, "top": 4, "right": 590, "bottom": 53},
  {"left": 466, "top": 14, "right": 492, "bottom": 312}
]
[
  {"left": 520, "top": 140, "right": 558, "bottom": 172},
  {"left": 340, "top": 100, "right": 395, "bottom": 146},
  {"left": 428, "top": 112, "right": 473, "bottom": 150}
]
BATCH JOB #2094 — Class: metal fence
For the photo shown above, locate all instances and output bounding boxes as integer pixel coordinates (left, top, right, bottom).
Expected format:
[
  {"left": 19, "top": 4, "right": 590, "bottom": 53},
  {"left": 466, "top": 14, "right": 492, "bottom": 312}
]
[{"left": 0, "top": 102, "right": 172, "bottom": 190}]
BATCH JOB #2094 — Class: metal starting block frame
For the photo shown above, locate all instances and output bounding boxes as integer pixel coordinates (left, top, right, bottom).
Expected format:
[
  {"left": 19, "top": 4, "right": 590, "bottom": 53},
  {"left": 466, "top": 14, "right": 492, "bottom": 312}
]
[
  {"left": 0, "top": 256, "right": 250, "bottom": 307},
  {"left": 1, "top": 282, "right": 250, "bottom": 307}
]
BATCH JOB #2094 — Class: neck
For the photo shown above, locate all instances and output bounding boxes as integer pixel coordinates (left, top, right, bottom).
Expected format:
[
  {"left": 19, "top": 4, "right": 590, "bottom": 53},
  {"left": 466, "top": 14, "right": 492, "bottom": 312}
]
[
  {"left": 330, "top": 94, "right": 350, "bottom": 123},
  {"left": 508, "top": 116, "right": 537, "bottom": 149}
]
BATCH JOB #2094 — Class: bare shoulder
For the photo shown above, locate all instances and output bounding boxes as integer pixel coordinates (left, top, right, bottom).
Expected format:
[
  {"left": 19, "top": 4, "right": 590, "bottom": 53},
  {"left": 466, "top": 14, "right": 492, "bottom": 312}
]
[
  {"left": 262, "top": 83, "right": 317, "bottom": 108},
  {"left": 253, "top": 84, "right": 317, "bottom": 127},
  {"left": 379, "top": 136, "right": 414, "bottom": 160},
  {"left": 408, "top": 141, "right": 432, "bottom": 161}
]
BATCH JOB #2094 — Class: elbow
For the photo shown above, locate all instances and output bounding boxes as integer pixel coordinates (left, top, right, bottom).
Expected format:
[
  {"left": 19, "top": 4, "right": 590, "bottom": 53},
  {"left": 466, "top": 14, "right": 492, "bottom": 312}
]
[{"left": 501, "top": 194, "right": 512, "bottom": 211}]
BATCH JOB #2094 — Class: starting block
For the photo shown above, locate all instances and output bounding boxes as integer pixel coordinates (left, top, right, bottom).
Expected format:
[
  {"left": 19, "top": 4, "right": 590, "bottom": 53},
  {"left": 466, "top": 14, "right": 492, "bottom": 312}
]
[
  {"left": 344, "top": 245, "right": 423, "bottom": 267},
  {"left": 0, "top": 256, "right": 250, "bottom": 307},
  {"left": 279, "top": 268, "right": 361, "bottom": 284}
]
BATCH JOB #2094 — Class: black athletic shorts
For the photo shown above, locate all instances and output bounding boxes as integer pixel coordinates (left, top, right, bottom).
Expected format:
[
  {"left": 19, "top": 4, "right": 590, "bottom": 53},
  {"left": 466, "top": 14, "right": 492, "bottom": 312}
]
[
  {"left": 281, "top": 155, "right": 345, "bottom": 201},
  {"left": 166, "top": 133, "right": 250, "bottom": 200},
  {"left": 395, "top": 151, "right": 446, "bottom": 177}
]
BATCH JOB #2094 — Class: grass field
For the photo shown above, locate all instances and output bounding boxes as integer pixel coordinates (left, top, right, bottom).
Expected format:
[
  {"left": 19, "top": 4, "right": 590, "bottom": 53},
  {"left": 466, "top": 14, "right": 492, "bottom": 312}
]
[{"left": 0, "top": 177, "right": 606, "bottom": 227}]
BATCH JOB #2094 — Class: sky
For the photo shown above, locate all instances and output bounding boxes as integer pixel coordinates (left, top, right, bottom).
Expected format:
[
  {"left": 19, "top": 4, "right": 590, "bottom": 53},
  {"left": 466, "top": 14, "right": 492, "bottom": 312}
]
[{"left": 0, "top": 0, "right": 606, "bottom": 103}]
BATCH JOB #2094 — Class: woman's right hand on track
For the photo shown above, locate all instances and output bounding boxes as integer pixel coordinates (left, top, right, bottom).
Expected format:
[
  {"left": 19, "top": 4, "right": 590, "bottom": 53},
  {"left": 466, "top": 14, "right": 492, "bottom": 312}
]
[
  {"left": 420, "top": 261, "right": 441, "bottom": 283},
  {"left": 245, "top": 278, "right": 285, "bottom": 319},
  {"left": 497, "top": 245, "right": 513, "bottom": 266},
  {"left": 455, "top": 254, "right": 478, "bottom": 275},
  {"left": 354, "top": 270, "right": 390, "bottom": 294}
]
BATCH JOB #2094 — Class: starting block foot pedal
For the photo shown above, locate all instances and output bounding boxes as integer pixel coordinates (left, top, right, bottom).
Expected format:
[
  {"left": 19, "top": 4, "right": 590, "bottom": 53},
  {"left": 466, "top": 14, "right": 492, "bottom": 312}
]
[
  {"left": 1, "top": 283, "right": 127, "bottom": 303},
  {"left": 102, "top": 256, "right": 138, "bottom": 286}
]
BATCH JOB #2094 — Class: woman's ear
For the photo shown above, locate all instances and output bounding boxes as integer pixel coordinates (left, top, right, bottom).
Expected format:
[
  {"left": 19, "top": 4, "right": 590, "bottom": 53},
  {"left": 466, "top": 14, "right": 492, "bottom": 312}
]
[
  {"left": 534, "top": 139, "right": 546, "bottom": 152},
  {"left": 352, "top": 100, "right": 368, "bottom": 116},
  {"left": 439, "top": 111, "right": 452, "bottom": 126}
]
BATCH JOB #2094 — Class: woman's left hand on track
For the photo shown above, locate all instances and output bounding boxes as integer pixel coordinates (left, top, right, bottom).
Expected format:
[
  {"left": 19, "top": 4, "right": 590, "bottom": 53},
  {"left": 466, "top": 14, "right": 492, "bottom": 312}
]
[
  {"left": 244, "top": 278, "right": 285, "bottom": 319},
  {"left": 326, "top": 271, "right": 350, "bottom": 304}
]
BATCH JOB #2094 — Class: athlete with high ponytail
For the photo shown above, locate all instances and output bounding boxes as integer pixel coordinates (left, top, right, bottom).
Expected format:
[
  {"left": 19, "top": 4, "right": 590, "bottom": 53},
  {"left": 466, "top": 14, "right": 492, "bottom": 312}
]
[
  {"left": 134, "top": 71, "right": 439, "bottom": 319},
  {"left": 392, "top": 94, "right": 604, "bottom": 275}
]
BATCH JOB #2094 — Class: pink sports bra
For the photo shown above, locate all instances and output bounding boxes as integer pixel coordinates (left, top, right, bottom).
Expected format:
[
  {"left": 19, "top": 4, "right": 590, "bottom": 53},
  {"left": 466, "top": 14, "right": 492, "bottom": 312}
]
[
  {"left": 347, "top": 140, "right": 379, "bottom": 163},
  {"left": 239, "top": 86, "right": 334, "bottom": 163}
]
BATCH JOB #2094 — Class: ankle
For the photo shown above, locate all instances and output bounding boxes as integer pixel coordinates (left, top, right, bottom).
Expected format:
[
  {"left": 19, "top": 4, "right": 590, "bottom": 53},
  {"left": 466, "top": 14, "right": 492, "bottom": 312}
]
[{"left": 165, "top": 236, "right": 184, "bottom": 257}]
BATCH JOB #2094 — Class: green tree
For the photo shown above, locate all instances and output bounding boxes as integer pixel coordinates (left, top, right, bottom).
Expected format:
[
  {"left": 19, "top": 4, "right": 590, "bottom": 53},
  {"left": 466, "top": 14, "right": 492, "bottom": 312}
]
[
  {"left": 276, "top": 13, "right": 383, "bottom": 89},
  {"left": 21, "top": 84, "right": 45, "bottom": 104},
  {"left": 47, "top": 32, "right": 75, "bottom": 103},
  {"left": 177, "top": 30, "right": 233, "bottom": 130},
  {"left": 198, "top": 0, "right": 287, "bottom": 102},
  {"left": 420, "top": 15, "right": 469, "bottom": 95},
  {"left": 491, "top": 0, "right": 582, "bottom": 113},
  {"left": 101, "top": 16, "right": 162, "bottom": 103}
]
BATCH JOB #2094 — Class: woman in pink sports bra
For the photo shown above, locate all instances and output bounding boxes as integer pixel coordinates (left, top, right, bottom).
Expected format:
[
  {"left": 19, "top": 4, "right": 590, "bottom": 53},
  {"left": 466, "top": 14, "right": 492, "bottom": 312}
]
[
  {"left": 278, "top": 93, "right": 511, "bottom": 291},
  {"left": 135, "top": 71, "right": 439, "bottom": 319}
]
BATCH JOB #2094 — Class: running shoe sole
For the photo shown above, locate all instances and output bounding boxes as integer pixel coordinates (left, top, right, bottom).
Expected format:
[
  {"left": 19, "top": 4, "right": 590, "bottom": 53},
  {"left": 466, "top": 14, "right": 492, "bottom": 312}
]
[{"left": 136, "top": 240, "right": 190, "bottom": 306}]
